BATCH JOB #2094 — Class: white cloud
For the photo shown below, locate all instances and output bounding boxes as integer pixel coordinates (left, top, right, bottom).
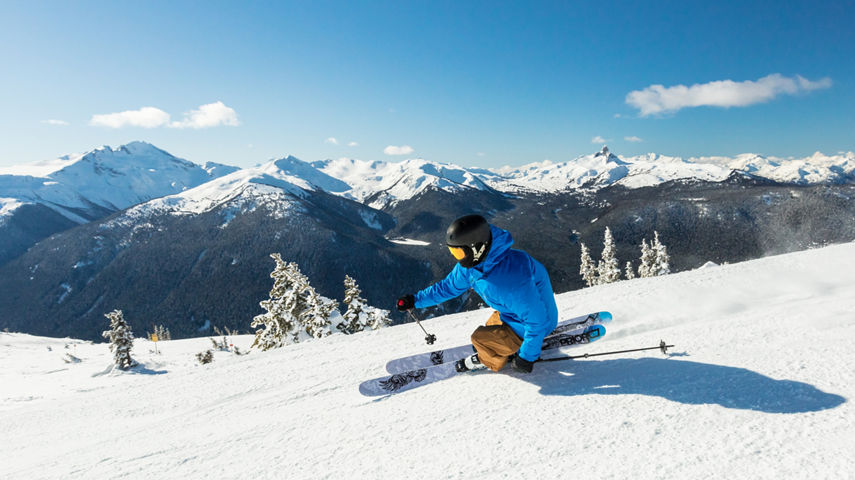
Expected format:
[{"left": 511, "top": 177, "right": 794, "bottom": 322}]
[
  {"left": 169, "top": 101, "right": 239, "bottom": 129},
  {"left": 348, "top": 141, "right": 359, "bottom": 147},
  {"left": 477, "top": 152, "right": 485, "bottom": 156},
  {"left": 41, "top": 119, "right": 69, "bottom": 126},
  {"left": 591, "top": 136, "right": 607, "bottom": 144},
  {"left": 325, "top": 137, "right": 339, "bottom": 145},
  {"left": 90, "top": 106, "right": 171, "bottom": 128},
  {"left": 624, "top": 136, "right": 643, "bottom": 142},
  {"left": 89, "top": 101, "right": 239, "bottom": 129},
  {"left": 384, "top": 145, "right": 414, "bottom": 155},
  {"left": 626, "top": 74, "right": 832, "bottom": 116}
]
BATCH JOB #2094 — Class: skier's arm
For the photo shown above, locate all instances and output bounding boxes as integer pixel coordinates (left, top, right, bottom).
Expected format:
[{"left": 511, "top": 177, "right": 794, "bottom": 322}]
[{"left": 414, "top": 264, "right": 470, "bottom": 308}]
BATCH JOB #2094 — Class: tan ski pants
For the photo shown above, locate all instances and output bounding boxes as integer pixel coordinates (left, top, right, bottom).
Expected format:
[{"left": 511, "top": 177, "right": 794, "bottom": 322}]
[{"left": 471, "top": 311, "right": 523, "bottom": 372}]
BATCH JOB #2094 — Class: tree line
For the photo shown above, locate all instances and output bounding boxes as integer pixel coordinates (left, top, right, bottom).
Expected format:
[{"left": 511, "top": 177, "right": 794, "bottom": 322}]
[{"left": 579, "top": 227, "right": 671, "bottom": 287}]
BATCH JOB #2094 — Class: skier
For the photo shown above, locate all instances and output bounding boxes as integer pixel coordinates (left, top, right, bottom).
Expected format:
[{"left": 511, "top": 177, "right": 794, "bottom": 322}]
[{"left": 396, "top": 214, "right": 558, "bottom": 374}]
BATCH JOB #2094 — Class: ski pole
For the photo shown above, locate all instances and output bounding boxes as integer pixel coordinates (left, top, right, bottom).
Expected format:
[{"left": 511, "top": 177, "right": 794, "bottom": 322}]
[
  {"left": 538, "top": 340, "right": 675, "bottom": 363},
  {"left": 406, "top": 309, "right": 437, "bottom": 345}
]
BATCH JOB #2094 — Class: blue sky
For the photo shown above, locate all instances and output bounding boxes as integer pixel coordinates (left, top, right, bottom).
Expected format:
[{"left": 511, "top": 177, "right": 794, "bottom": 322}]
[{"left": 1, "top": 0, "right": 853, "bottom": 169}]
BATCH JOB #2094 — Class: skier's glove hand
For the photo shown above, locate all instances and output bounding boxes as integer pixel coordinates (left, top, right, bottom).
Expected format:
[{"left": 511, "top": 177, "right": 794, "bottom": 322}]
[
  {"left": 396, "top": 294, "right": 415, "bottom": 311},
  {"left": 511, "top": 355, "right": 534, "bottom": 373}
]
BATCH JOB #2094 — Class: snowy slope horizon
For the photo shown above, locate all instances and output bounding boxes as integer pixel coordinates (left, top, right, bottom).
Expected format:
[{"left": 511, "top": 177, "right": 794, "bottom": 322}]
[{"left": 2, "top": 242, "right": 853, "bottom": 478}]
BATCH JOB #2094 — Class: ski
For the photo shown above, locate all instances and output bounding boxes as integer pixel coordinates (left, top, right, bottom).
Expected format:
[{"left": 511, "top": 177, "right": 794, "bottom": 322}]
[
  {"left": 359, "top": 324, "right": 606, "bottom": 397},
  {"left": 384, "top": 311, "right": 612, "bottom": 374}
]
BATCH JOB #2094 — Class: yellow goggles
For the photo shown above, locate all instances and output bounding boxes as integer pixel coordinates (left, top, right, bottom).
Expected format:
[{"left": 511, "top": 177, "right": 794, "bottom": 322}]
[{"left": 447, "top": 246, "right": 467, "bottom": 260}]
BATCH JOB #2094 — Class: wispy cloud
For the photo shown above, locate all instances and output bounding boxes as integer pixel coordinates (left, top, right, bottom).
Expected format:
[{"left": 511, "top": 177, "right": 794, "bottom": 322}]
[
  {"left": 89, "top": 102, "right": 239, "bottom": 129},
  {"left": 41, "top": 119, "right": 69, "bottom": 126},
  {"left": 384, "top": 145, "right": 414, "bottom": 155},
  {"left": 90, "top": 106, "right": 171, "bottom": 128},
  {"left": 624, "top": 136, "right": 643, "bottom": 142},
  {"left": 347, "top": 141, "right": 359, "bottom": 147},
  {"left": 626, "top": 74, "right": 832, "bottom": 116},
  {"left": 325, "top": 137, "right": 339, "bottom": 145},
  {"left": 591, "top": 136, "right": 607, "bottom": 144},
  {"left": 169, "top": 101, "right": 239, "bottom": 129}
]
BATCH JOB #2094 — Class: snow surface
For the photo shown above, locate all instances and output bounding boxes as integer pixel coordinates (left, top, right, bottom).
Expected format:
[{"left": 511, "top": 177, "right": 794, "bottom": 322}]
[{"left": 2, "top": 243, "right": 854, "bottom": 479}]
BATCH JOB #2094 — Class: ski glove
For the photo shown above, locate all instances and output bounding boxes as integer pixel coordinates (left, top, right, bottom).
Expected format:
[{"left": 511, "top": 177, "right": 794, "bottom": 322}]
[
  {"left": 511, "top": 355, "right": 534, "bottom": 373},
  {"left": 396, "top": 294, "right": 415, "bottom": 311}
]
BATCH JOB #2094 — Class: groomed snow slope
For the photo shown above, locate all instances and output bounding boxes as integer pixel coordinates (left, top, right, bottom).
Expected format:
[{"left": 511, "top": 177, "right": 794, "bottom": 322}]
[{"left": 2, "top": 243, "right": 854, "bottom": 479}]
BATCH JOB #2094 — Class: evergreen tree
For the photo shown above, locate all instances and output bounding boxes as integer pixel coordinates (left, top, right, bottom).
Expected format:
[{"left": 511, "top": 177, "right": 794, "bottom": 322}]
[
  {"left": 597, "top": 227, "right": 621, "bottom": 284},
  {"left": 101, "top": 309, "right": 136, "bottom": 370},
  {"left": 252, "top": 253, "right": 341, "bottom": 349},
  {"left": 340, "top": 275, "right": 392, "bottom": 333},
  {"left": 341, "top": 275, "right": 368, "bottom": 334},
  {"left": 638, "top": 238, "right": 656, "bottom": 278},
  {"left": 251, "top": 253, "right": 301, "bottom": 350},
  {"left": 365, "top": 306, "right": 392, "bottom": 331},
  {"left": 625, "top": 261, "right": 636, "bottom": 280},
  {"left": 652, "top": 231, "right": 671, "bottom": 276},
  {"left": 302, "top": 286, "right": 338, "bottom": 339},
  {"left": 579, "top": 242, "right": 598, "bottom": 287}
]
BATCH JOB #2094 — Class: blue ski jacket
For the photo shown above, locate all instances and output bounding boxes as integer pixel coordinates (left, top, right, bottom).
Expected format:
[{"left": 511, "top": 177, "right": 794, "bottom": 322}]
[{"left": 414, "top": 225, "right": 558, "bottom": 362}]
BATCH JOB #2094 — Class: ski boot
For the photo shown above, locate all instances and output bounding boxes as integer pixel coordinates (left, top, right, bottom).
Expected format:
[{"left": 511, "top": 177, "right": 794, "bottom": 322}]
[{"left": 455, "top": 353, "right": 486, "bottom": 372}]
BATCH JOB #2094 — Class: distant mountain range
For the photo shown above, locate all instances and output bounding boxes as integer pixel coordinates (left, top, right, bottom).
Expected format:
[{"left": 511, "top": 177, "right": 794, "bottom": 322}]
[{"left": 2, "top": 142, "right": 854, "bottom": 341}]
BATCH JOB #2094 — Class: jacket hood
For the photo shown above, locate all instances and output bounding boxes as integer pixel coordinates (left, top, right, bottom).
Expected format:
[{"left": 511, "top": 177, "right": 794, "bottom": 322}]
[{"left": 476, "top": 225, "right": 513, "bottom": 273}]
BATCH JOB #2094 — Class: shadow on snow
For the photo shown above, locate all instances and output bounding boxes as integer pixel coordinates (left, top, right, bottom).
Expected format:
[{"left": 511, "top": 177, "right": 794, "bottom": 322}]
[{"left": 524, "top": 357, "right": 845, "bottom": 414}]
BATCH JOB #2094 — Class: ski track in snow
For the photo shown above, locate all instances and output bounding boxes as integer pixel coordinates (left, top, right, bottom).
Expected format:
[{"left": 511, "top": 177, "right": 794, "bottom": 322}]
[{"left": 2, "top": 244, "right": 855, "bottom": 479}]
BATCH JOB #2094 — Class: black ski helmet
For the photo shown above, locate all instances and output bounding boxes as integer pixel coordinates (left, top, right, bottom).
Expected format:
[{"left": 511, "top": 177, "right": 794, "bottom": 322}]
[{"left": 446, "top": 214, "right": 492, "bottom": 268}]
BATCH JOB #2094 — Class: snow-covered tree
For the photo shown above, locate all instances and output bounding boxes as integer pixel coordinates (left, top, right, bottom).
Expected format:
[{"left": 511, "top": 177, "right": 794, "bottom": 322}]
[
  {"left": 364, "top": 306, "right": 392, "bottom": 331},
  {"left": 652, "top": 231, "right": 671, "bottom": 276},
  {"left": 252, "top": 253, "right": 342, "bottom": 349},
  {"left": 251, "top": 253, "right": 302, "bottom": 350},
  {"left": 156, "top": 324, "right": 171, "bottom": 341},
  {"left": 579, "top": 242, "right": 598, "bottom": 287},
  {"left": 597, "top": 227, "right": 621, "bottom": 284},
  {"left": 101, "top": 309, "right": 136, "bottom": 370},
  {"left": 625, "top": 261, "right": 636, "bottom": 280},
  {"left": 638, "top": 238, "right": 656, "bottom": 278},
  {"left": 340, "top": 275, "right": 391, "bottom": 333},
  {"left": 340, "top": 275, "right": 368, "bottom": 334},
  {"left": 302, "top": 286, "right": 339, "bottom": 339}
]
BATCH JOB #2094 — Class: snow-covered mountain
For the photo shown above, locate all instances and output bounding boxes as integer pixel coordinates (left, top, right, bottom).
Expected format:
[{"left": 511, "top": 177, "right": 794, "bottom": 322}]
[
  {"left": 311, "top": 157, "right": 501, "bottom": 208},
  {"left": 484, "top": 146, "right": 855, "bottom": 192},
  {"left": 4, "top": 142, "right": 852, "bottom": 223},
  {"left": 2, "top": 243, "right": 852, "bottom": 478},
  {"left": 304, "top": 146, "right": 855, "bottom": 201},
  {"left": 0, "top": 141, "right": 239, "bottom": 223},
  {"left": 0, "top": 142, "right": 241, "bottom": 266},
  {"left": 115, "top": 155, "right": 385, "bottom": 231}
]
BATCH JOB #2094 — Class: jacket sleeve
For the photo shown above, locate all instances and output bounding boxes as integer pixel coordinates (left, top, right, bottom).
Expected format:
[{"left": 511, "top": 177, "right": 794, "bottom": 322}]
[
  {"left": 414, "top": 264, "right": 470, "bottom": 308},
  {"left": 505, "top": 265, "right": 552, "bottom": 362}
]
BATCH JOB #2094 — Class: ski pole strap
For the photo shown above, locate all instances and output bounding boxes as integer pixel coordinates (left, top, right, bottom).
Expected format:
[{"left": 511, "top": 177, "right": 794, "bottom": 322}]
[{"left": 538, "top": 340, "right": 675, "bottom": 363}]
